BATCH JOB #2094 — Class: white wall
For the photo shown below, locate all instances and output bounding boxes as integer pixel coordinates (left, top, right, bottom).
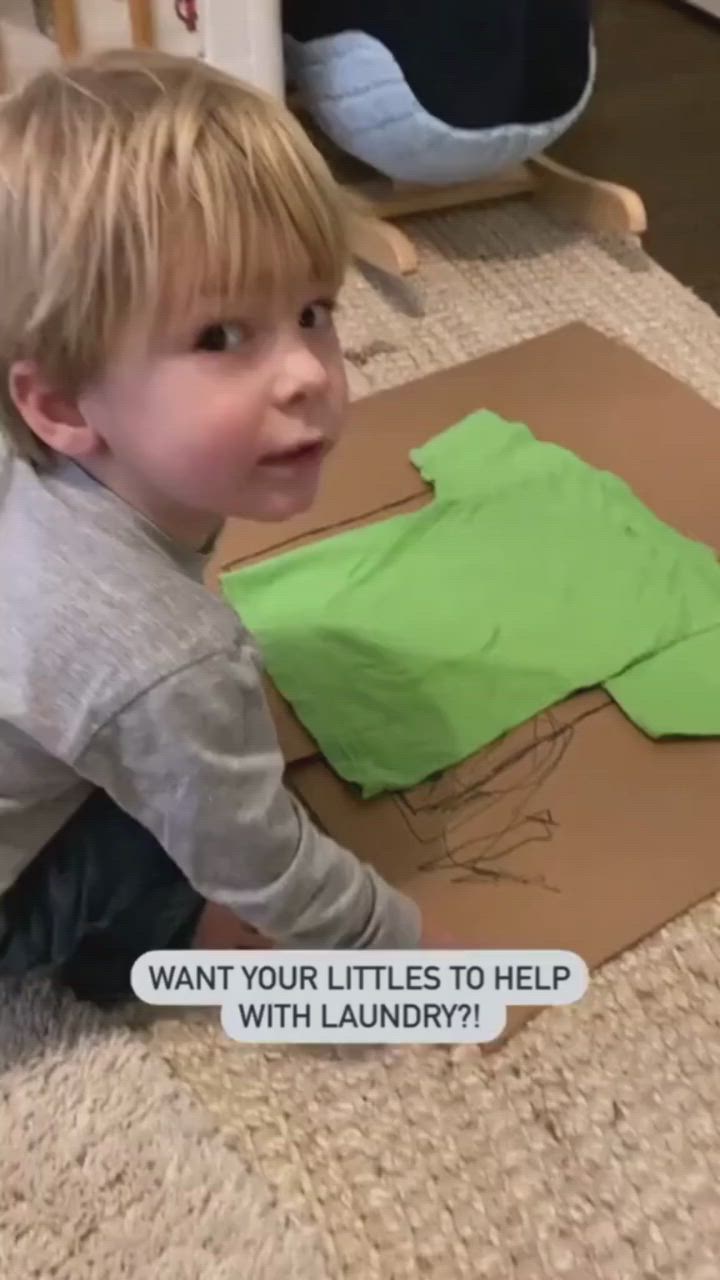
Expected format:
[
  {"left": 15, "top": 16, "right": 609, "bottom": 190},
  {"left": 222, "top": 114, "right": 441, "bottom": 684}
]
[
  {"left": 201, "top": 0, "right": 283, "bottom": 97},
  {"left": 0, "top": 1, "right": 284, "bottom": 95}
]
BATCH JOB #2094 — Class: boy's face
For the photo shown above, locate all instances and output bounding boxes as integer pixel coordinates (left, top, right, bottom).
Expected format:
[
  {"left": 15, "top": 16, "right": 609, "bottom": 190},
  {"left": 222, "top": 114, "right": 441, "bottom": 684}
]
[{"left": 76, "top": 281, "right": 348, "bottom": 539}]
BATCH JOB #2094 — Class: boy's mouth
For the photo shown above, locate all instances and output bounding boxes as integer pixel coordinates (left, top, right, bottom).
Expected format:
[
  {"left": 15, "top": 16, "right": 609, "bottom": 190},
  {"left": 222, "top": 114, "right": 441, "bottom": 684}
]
[{"left": 258, "top": 439, "right": 328, "bottom": 468}]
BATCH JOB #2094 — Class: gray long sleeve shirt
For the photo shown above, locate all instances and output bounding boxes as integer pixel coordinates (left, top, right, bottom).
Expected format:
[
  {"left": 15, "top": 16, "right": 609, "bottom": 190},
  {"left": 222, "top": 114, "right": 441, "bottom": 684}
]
[{"left": 0, "top": 438, "right": 421, "bottom": 948}]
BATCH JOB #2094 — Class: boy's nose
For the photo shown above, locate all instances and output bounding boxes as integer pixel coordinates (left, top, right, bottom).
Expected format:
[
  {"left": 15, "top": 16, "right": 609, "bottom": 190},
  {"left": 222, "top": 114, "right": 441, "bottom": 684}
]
[{"left": 273, "top": 343, "right": 330, "bottom": 405}]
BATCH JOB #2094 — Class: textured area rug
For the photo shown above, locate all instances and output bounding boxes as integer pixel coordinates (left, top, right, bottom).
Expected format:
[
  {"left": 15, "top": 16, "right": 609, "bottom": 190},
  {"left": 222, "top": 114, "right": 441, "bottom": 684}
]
[
  {"left": 139, "top": 200, "right": 720, "bottom": 1279},
  {"left": 0, "top": 980, "right": 328, "bottom": 1278}
]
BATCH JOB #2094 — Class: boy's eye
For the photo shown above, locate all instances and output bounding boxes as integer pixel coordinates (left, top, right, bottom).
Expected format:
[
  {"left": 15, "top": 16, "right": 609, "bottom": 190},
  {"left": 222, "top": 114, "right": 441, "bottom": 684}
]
[
  {"left": 193, "top": 322, "right": 249, "bottom": 353},
  {"left": 299, "top": 300, "right": 336, "bottom": 331}
]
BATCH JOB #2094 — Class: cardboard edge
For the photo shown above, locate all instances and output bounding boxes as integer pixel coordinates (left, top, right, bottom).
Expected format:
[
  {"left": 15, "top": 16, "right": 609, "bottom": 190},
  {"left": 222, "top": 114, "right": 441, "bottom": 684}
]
[{"left": 483, "top": 878, "right": 720, "bottom": 1054}]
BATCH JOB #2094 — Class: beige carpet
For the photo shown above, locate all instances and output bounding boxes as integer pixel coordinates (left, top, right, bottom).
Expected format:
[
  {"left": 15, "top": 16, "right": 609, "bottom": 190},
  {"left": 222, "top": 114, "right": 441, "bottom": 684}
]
[
  {"left": 0, "top": 978, "right": 330, "bottom": 1278},
  {"left": 4, "top": 197, "right": 720, "bottom": 1277}
]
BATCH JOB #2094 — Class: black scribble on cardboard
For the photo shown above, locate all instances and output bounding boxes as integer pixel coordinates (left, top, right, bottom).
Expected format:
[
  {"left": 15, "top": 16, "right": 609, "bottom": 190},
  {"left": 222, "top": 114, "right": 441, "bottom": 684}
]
[{"left": 394, "top": 697, "right": 610, "bottom": 889}]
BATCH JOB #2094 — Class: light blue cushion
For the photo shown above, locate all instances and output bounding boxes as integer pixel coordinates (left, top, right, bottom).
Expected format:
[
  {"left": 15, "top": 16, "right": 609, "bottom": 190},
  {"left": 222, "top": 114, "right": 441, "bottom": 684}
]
[{"left": 285, "top": 30, "right": 596, "bottom": 185}]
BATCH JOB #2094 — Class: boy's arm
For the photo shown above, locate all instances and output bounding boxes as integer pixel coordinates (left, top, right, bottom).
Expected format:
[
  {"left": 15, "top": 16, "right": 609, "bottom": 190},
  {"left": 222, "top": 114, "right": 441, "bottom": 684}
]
[{"left": 75, "top": 643, "right": 422, "bottom": 950}]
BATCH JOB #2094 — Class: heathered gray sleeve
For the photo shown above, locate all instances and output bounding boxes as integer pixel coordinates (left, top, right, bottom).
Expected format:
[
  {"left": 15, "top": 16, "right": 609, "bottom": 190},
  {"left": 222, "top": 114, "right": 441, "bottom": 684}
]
[{"left": 74, "top": 639, "right": 422, "bottom": 949}]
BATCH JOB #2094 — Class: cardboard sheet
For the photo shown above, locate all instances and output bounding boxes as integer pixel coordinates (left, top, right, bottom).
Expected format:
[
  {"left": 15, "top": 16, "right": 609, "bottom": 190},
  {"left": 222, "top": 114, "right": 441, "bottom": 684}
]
[
  {"left": 207, "top": 323, "right": 720, "bottom": 1041},
  {"left": 290, "top": 691, "right": 720, "bottom": 1040}
]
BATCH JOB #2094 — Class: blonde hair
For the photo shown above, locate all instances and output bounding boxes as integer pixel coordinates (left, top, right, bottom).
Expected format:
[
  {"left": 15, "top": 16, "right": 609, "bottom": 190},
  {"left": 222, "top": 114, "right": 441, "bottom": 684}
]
[{"left": 0, "top": 48, "right": 353, "bottom": 464}]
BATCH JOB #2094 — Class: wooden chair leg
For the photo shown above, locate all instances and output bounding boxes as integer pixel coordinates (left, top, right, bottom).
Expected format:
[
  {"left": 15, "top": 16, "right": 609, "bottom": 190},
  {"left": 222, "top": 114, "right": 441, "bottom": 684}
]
[
  {"left": 530, "top": 155, "right": 647, "bottom": 237},
  {"left": 0, "top": 27, "right": 7, "bottom": 94},
  {"left": 50, "top": 0, "right": 80, "bottom": 60},
  {"left": 128, "top": 0, "right": 155, "bottom": 49},
  {"left": 349, "top": 213, "right": 419, "bottom": 276}
]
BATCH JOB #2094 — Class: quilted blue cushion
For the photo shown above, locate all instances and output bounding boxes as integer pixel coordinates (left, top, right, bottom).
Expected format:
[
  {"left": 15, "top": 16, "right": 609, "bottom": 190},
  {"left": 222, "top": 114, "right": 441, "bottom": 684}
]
[{"left": 285, "top": 30, "right": 595, "bottom": 185}]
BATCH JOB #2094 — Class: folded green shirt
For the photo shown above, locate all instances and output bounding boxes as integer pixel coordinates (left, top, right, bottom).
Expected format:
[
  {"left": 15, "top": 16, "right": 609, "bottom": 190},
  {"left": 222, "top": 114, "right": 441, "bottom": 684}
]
[{"left": 222, "top": 412, "right": 720, "bottom": 797}]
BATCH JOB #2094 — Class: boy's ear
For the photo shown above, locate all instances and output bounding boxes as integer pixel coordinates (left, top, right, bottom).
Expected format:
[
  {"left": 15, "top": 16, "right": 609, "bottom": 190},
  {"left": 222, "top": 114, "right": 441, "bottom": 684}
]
[{"left": 7, "top": 360, "right": 99, "bottom": 459}]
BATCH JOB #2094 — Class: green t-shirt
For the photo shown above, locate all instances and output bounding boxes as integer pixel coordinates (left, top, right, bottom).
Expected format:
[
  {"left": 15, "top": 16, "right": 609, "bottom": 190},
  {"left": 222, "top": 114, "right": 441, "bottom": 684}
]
[{"left": 222, "top": 412, "right": 720, "bottom": 797}]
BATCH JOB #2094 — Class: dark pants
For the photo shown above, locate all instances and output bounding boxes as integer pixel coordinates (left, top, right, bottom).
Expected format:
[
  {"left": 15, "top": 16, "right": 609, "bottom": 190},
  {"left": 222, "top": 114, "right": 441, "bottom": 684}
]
[{"left": 0, "top": 790, "right": 205, "bottom": 1006}]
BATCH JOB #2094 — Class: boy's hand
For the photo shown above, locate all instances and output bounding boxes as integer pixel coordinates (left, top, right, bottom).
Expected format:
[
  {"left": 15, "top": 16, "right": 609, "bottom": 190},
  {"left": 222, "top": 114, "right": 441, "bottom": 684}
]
[
  {"left": 420, "top": 910, "right": 465, "bottom": 949},
  {"left": 193, "top": 902, "right": 275, "bottom": 949}
]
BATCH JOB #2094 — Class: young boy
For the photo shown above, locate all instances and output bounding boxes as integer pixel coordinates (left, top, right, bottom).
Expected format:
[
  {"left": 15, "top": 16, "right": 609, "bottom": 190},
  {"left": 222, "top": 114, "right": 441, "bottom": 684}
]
[{"left": 0, "top": 48, "right": 445, "bottom": 1007}]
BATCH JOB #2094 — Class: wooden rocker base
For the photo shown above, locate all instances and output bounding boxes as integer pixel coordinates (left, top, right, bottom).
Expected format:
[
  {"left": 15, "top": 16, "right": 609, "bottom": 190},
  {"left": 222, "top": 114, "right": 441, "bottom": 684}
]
[{"left": 345, "top": 155, "right": 648, "bottom": 277}]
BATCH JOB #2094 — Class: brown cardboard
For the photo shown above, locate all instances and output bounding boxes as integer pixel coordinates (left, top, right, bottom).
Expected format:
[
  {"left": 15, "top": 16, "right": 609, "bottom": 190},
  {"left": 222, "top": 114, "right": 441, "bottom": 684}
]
[
  {"left": 290, "top": 691, "right": 720, "bottom": 1040},
  {"left": 206, "top": 324, "right": 720, "bottom": 1040}
]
